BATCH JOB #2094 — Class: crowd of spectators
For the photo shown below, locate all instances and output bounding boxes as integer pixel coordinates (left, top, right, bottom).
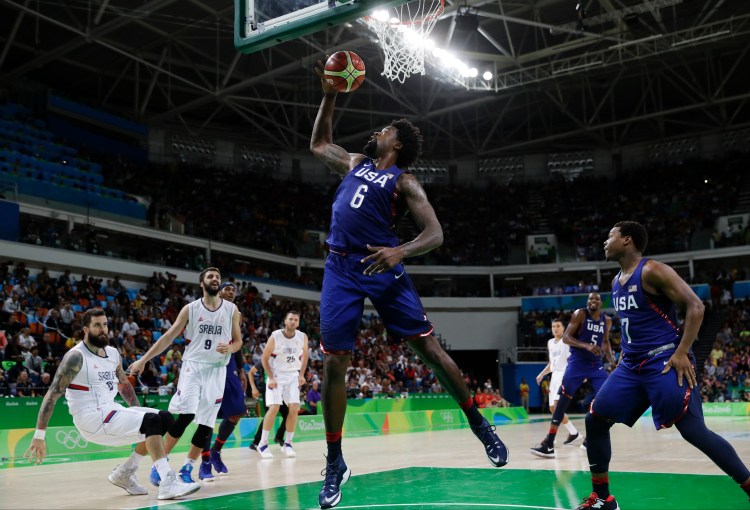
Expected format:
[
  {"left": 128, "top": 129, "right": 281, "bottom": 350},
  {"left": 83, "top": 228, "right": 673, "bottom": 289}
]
[
  {"left": 701, "top": 299, "right": 750, "bottom": 403},
  {"left": 0, "top": 262, "right": 495, "bottom": 406},
  {"left": 99, "top": 156, "right": 748, "bottom": 269}
]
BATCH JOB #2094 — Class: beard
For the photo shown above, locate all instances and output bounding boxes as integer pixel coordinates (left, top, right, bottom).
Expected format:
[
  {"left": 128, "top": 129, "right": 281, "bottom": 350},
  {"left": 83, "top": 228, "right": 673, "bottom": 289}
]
[
  {"left": 363, "top": 139, "right": 378, "bottom": 158},
  {"left": 90, "top": 333, "right": 109, "bottom": 348},
  {"left": 204, "top": 284, "right": 219, "bottom": 297}
]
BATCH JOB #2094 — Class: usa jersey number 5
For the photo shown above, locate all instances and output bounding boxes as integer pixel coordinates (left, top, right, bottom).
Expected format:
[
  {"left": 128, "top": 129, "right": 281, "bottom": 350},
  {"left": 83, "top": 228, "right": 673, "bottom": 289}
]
[{"left": 350, "top": 184, "right": 368, "bottom": 208}]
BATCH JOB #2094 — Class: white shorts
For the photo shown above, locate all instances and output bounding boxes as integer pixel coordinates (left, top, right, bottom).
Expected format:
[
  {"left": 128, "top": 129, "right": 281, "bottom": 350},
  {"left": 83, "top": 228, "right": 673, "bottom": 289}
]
[
  {"left": 73, "top": 404, "right": 158, "bottom": 447},
  {"left": 169, "top": 360, "right": 227, "bottom": 426},
  {"left": 549, "top": 371, "right": 564, "bottom": 407},
  {"left": 265, "top": 371, "right": 300, "bottom": 406}
]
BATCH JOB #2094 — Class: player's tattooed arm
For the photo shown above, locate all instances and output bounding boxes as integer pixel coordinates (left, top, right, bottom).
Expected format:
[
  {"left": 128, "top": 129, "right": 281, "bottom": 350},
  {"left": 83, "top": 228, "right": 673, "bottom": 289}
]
[
  {"left": 116, "top": 363, "right": 140, "bottom": 407},
  {"left": 35, "top": 350, "right": 83, "bottom": 429}
]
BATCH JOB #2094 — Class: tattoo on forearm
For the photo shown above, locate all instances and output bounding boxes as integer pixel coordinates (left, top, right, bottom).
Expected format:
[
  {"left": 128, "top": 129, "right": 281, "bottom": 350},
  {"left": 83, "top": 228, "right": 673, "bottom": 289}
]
[
  {"left": 36, "top": 350, "right": 83, "bottom": 429},
  {"left": 116, "top": 365, "right": 140, "bottom": 407}
]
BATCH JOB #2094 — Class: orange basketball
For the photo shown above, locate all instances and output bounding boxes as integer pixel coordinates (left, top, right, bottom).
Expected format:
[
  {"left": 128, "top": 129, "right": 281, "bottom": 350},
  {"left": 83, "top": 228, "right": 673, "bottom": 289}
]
[{"left": 324, "top": 51, "right": 366, "bottom": 93}]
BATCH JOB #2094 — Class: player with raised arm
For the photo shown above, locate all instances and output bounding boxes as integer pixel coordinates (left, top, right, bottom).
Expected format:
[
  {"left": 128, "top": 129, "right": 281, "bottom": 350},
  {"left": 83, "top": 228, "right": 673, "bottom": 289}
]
[
  {"left": 128, "top": 267, "right": 242, "bottom": 486},
  {"left": 24, "top": 308, "right": 200, "bottom": 500},
  {"left": 310, "top": 58, "right": 508, "bottom": 509},
  {"left": 198, "top": 281, "right": 248, "bottom": 481},
  {"left": 575, "top": 221, "right": 750, "bottom": 509}
]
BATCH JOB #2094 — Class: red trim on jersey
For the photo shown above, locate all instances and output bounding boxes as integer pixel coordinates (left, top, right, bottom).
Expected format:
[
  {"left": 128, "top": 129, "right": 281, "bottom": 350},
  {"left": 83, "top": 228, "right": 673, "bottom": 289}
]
[
  {"left": 659, "top": 386, "right": 692, "bottom": 429},
  {"left": 319, "top": 341, "right": 353, "bottom": 356},
  {"left": 402, "top": 325, "right": 434, "bottom": 342},
  {"left": 559, "top": 383, "right": 574, "bottom": 399},
  {"left": 68, "top": 383, "right": 89, "bottom": 391},
  {"left": 647, "top": 300, "right": 680, "bottom": 331},
  {"left": 104, "top": 410, "right": 118, "bottom": 423},
  {"left": 215, "top": 398, "right": 223, "bottom": 404}
]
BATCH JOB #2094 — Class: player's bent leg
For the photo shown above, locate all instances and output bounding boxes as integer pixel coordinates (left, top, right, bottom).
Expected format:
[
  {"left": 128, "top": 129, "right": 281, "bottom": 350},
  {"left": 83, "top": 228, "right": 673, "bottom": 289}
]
[
  {"left": 675, "top": 410, "right": 750, "bottom": 500},
  {"left": 408, "top": 335, "right": 508, "bottom": 467},
  {"left": 110, "top": 411, "right": 168, "bottom": 495}
]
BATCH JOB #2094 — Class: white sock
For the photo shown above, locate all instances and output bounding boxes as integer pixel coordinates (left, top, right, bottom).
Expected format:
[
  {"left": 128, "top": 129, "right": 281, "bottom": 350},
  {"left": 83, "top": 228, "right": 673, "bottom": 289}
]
[
  {"left": 285, "top": 432, "right": 294, "bottom": 444},
  {"left": 122, "top": 450, "right": 144, "bottom": 470},
  {"left": 260, "top": 429, "right": 269, "bottom": 446},
  {"left": 154, "top": 457, "right": 170, "bottom": 480},
  {"left": 184, "top": 457, "right": 196, "bottom": 467},
  {"left": 564, "top": 421, "right": 578, "bottom": 435}
]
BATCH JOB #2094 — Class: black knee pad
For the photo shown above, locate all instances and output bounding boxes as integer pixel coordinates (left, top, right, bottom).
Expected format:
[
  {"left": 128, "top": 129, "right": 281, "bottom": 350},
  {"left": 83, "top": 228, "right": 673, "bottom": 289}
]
[
  {"left": 191, "top": 424, "right": 213, "bottom": 449},
  {"left": 168, "top": 413, "right": 195, "bottom": 438},
  {"left": 158, "top": 410, "right": 174, "bottom": 435},
  {"left": 585, "top": 411, "right": 614, "bottom": 434},
  {"left": 227, "top": 415, "right": 243, "bottom": 424},
  {"left": 139, "top": 412, "right": 163, "bottom": 437}
]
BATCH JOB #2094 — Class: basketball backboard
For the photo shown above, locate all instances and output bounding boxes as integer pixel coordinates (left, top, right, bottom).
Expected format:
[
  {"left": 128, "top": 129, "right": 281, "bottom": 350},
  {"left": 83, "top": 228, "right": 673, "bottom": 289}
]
[{"left": 234, "top": 0, "right": 411, "bottom": 54}]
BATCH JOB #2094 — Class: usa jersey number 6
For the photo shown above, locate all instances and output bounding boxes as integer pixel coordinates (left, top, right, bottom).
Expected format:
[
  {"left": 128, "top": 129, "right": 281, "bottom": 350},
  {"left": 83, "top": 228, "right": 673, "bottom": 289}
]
[{"left": 350, "top": 184, "right": 368, "bottom": 208}]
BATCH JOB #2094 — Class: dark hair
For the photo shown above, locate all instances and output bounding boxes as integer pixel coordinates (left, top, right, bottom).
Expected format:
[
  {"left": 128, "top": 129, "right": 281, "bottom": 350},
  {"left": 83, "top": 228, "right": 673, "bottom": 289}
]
[
  {"left": 285, "top": 310, "right": 301, "bottom": 319},
  {"left": 199, "top": 267, "right": 220, "bottom": 284},
  {"left": 82, "top": 307, "right": 106, "bottom": 327},
  {"left": 614, "top": 221, "right": 648, "bottom": 252},
  {"left": 390, "top": 118, "right": 423, "bottom": 169},
  {"left": 551, "top": 319, "right": 563, "bottom": 325}
]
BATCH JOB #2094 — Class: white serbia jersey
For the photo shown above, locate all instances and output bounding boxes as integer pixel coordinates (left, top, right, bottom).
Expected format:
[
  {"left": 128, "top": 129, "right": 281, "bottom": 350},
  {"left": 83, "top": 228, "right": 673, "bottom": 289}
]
[
  {"left": 65, "top": 343, "right": 120, "bottom": 416},
  {"left": 548, "top": 337, "right": 571, "bottom": 373},
  {"left": 183, "top": 298, "right": 237, "bottom": 365},
  {"left": 270, "top": 329, "right": 305, "bottom": 373}
]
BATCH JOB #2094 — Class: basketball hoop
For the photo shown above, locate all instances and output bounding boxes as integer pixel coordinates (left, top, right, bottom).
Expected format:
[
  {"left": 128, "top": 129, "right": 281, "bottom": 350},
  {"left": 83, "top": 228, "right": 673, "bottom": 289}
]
[{"left": 364, "top": 0, "right": 444, "bottom": 83}]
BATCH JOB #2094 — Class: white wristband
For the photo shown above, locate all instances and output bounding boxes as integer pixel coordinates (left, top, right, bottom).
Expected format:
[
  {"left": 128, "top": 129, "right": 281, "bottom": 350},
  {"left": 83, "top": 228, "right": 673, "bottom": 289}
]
[{"left": 33, "top": 429, "right": 46, "bottom": 440}]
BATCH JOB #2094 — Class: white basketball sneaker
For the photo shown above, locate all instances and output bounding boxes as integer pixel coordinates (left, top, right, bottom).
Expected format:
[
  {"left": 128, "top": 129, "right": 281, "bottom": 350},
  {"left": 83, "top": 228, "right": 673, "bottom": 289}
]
[
  {"left": 257, "top": 443, "right": 274, "bottom": 459},
  {"left": 108, "top": 464, "right": 148, "bottom": 495},
  {"left": 157, "top": 471, "right": 201, "bottom": 500},
  {"left": 281, "top": 442, "right": 297, "bottom": 458}
]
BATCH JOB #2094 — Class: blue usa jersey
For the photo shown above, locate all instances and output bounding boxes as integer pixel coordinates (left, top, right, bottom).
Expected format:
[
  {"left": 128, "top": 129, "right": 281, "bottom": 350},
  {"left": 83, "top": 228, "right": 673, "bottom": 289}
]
[
  {"left": 326, "top": 159, "right": 407, "bottom": 252},
  {"left": 568, "top": 310, "right": 607, "bottom": 365},
  {"left": 612, "top": 258, "right": 681, "bottom": 359}
]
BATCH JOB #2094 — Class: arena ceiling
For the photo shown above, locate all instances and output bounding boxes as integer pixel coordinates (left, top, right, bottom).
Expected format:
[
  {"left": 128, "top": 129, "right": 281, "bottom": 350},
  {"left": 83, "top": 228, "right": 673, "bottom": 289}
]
[{"left": 0, "top": 0, "right": 749, "bottom": 159}]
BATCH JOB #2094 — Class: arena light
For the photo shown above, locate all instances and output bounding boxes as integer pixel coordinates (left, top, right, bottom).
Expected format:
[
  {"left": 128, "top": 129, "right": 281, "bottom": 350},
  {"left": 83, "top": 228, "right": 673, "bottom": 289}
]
[{"left": 482, "top": 71, "right": 492, "bottom": 80}]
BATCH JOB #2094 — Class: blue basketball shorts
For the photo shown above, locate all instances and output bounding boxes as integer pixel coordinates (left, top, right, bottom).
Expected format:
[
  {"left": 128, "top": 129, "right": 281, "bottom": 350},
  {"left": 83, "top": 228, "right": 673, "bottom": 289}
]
[
  {"left": 320, "top": 250, "right": 433, "bottom": 353},
  {"left": 218, "top": 357, "right": 246, "bottom": 418},
  {"left": 591, "top": 350, "right": 702, "bottom": 429},
  {"left": 559, "top": 362, "right": 608, "bottom": 399}
]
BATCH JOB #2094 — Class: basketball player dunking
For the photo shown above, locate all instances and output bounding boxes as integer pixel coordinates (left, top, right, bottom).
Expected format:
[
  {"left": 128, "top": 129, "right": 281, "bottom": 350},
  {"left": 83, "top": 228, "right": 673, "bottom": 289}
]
[
  {"left": 311, "top": 59, "right": 508, "bottom": 509},
  {"left": 575, "top": 221, "right": 750, "bottom": 509},
  {"left": 531, "top": 293, "right": 614, "bottom": 458}
]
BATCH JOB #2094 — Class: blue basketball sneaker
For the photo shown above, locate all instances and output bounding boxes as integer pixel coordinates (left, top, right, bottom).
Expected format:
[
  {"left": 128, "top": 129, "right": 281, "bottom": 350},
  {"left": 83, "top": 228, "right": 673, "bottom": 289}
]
[
  {"left": 198, "top": 460, "right": 214, "bottom": 482},
  {"left": 319, "top": 455, "right": 351, "bottom": 509},
  {"left": 470, "top": 416, "right": 509, "bottom": 467},
  {"left": 210, "top": 450, "right": 228, "bottom": 475},
  {"left": 149, "top": 465, "right": 161, "bottom": 487},
  {"left": 179, "top": 463, "right": 196, "bottom": 484}
]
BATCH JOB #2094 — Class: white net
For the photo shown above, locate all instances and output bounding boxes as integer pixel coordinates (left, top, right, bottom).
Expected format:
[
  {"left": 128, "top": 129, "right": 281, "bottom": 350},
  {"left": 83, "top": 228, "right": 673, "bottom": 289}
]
[{"left": 365, "top": 0, "right": 444, "bottom": 83}]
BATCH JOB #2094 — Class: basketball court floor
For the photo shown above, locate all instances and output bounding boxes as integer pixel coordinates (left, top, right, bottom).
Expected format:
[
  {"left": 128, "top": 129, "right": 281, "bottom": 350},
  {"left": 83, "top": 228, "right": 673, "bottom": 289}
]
[{"left": 2, "top": 415, "right": 749, "bottom": 510}]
